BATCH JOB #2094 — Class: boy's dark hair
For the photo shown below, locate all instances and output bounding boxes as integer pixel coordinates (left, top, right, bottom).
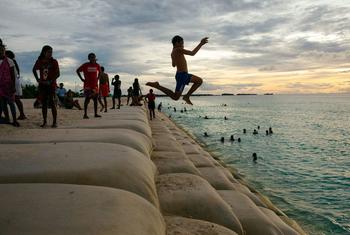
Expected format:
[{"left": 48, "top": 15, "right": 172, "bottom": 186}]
[
  {"left": 101, "top": 66, "right": 105, "bottom": 71},
  {"left": 5, "top": 50, "right": 15, "bottom": 59},
  {"left": 88, "top": 53, "right": 96, "bottom": 59},
  {"left": 172, "top": 35, "right": 183, "bottom": 46}
]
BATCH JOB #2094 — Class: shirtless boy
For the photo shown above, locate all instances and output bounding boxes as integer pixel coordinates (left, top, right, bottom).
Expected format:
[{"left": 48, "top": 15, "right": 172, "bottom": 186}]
[{"left": 146, "top": 35, "right": 208, "bottom": 105}]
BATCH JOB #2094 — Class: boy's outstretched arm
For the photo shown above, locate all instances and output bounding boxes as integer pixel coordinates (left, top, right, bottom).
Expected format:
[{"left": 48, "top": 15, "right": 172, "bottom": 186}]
[{"left": 182, "top": 37, "right": 209, "bottom": 56}]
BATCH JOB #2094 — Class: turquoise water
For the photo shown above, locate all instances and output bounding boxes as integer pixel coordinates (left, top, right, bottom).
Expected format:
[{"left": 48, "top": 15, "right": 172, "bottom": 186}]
[{"left": 158, "top": 94, "right": 350, "bottom": 235}]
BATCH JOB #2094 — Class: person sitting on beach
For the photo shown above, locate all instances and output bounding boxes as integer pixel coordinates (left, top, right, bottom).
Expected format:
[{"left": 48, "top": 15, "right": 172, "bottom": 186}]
[
  {"left": 64, "top": 90, "right": 82, "bottom": 110},
  {"left": 33, "top": 45, "right": 60, "bottom": 128},
  {"left": 131, "top": 78, "right": 142, "bottom": 106},
  {"left": 146, "top": 35, "right": 208, "bottom": 105},
  {"left": 56, "top": 82, "right": 66, "bottom": 106},
  {"left": 0, "top": 44, "right": 19, "bottom": 127},
  {"left": 145, "top": 89, "right": 156, "bottom": 120},
  {"left": 6, "top": 50, "right": 26, "bottom": 120},
  {"left": 98, "top": 66, "right": 109, "bottom": 112},
  {"left": 111, "top": 75, "right": 121, "bottom": 109},
  {"left": 76, "top": 53, "right": 101, "bottom": 119},
  {"left": 126, "top": 86, "right": 132, "bottom": 105}
]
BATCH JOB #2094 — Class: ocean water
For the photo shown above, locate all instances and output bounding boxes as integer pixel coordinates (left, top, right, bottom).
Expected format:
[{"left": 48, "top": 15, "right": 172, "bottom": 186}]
[{"left": 157, "top": 94, "right": 350, "bottom": 235}]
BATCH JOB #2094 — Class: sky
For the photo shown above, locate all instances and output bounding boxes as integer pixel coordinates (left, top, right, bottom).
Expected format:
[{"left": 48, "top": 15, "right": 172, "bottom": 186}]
[{"left": 1, "top": 0, "right": 350, "bottom": 94}]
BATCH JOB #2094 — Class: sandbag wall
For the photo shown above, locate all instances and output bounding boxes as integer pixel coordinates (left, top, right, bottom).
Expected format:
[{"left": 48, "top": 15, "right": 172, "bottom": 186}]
[
  {"left": 151, "top": 112, "right": 307, "bottom": 235},
  {"left": 0, "top": 107, "right": 166, "bottom": 235}
]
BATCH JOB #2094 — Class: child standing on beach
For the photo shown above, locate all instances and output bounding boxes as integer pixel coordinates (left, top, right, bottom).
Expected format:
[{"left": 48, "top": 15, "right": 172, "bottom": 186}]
[
  {"left": 76, "top": 53, "right": 101, "bottom": 119},
  {"left": 111, "top": 75, "right": 121, "bottom": 109},
  {"left": 98, "top": 66, "right": 110, "bottom": 112},
  {"left": 131, "top": 78, "right": 142, "bottom": 106},
  {"left": 0, "top": 44, "right": 19, "bottom": 127},
  {"left": 146, "top": 35, "right": 208, "bottom": 105},
  {"left": 33, "top": 45, "right": 60, "bottom": 128},
  {"left": 145, "top": 89, "right": 156, "bottom": 120}
]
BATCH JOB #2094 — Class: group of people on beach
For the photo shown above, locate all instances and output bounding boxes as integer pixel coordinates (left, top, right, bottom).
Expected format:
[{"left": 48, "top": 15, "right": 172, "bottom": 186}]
[{"left": 0, "top": 35, "right": 209, "bottom": 127}]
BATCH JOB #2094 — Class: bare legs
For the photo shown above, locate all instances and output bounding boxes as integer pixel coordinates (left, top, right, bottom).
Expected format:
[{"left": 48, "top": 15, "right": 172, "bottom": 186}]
[
  {"left": 98, "top": 96, "right": 104, "bottom": 112},
  {"left": 183, "top": 75, "right": 203, "bottom": 105},
  {"left": 149, "top": 109, "right": 155, "bottom": 120},
  {"left": 146, "top": 82, "right": 182, "bottom": 100},
  {"left": 146, "top": 74, "right": 203, "bottom": 105},
  {"left": 84, "top": 96, "right": 101, "bottom": 119},
  {"left": 41, "top": 95, "right": 56, "bottom": 128},
  {"left": 15, "top": 96, "right": 26, "bottom": 120}
]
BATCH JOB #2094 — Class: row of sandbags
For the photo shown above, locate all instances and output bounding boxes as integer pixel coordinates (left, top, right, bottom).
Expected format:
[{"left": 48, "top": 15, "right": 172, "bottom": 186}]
[
  {"left": 0, "top": 107, "right": 167, "bottom": 234},
  {"left": 151, "top": 115, "right": 306, "bottom": 235}
]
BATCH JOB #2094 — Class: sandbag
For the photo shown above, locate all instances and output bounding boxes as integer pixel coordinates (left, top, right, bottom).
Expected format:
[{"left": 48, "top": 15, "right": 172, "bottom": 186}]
[
  {"left": 152, "top": 151, "right": 188, "bottom": 160},
  {"left": 153, "top": 157, "right": 201, "bottom": 176},
  {"left": 0, "top": 184, "right": 166, "bottom": 235},
  {"left": 153, "top": 139, "right": 183, "bottom": 152},
  {"left": 0, "top": 128, "right": 152, "bottom": 157},
  {"left": 230, "top": 183, "right": 266, "bottom": 208},
  {"left": 157, "top": 173, "right": 244, "bottom": 235},
  {"left": 61, "top": 119, "right": 152, "bottom": 137},
  {"left": 198, "top": 166, "right": 236, "bottom": 190},
  {"left": 165, "top": 216, "right": 238, "bottom": 235},
  {"left": 187, "top": 152, "right": 217, "bottom": 167},
  {"left": 259, "top": 207, "right": 299, "bottom": 235},
  {"left": 218, "top": 190, "right": 283, "bottom": 235},
  {"left": 0, "top": 143, "right": 159, "bottom": 207}
]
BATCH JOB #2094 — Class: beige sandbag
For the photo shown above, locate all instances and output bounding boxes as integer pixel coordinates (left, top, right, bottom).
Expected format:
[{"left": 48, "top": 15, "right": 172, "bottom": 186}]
[
  {"left": 198, "top": 166, "right": 236, "bottom": 190},
  {"left": 0, "top": 184, "right": 165, "bottom": 235},
  {"left": 61, "top": 119, "right": 152, "bottom": 137},
  {"left": 0, "top": 143, "right": 159, "bottom": 207},
  {"left": 181, "top": 142, "right": 202, "bottom": 154},
  {"left": 157, "top": 173, "right": 244, "bottom": 235},
  {"left": 231, "top": 183, "right": 267, "bottom": 208},
  {"left": 0, "top": 128, "right": 152, "bottom": 157},
  {"left": 153, "top": 158, "right": 201, "bottom": 176},
  {"left": 187, "top": 152, "right": 217, "bottom": 167},
  {"left": 153, "top": 139, "right": 183, "bottom": 152},
  {"left": 165, "top": 216, "right": 238, "bottom": 235},
  {"left": 218, "top": 190, "right": 283, "bottom": 235},
  {"left": 259, "top": 207, "right": 299, "bottom": 235},
  {"left": 151, "top": 151, "right": 188, "bottom": 160},
  {"left": 101, "top": 111, "right": 148, "bottom": 123}
]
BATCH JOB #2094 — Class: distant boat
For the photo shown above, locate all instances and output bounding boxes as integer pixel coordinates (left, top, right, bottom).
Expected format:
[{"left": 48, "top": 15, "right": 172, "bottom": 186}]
[
  {"left": 264, "top": 93, "right": 274, "bottom": 95},
  {"left": 222, "top": 93, "right": 234, "bottom": 96}
]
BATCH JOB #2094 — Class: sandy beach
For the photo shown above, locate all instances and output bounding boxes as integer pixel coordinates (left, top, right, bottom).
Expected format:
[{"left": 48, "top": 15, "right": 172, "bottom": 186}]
[{"left": 0, "top": 98, "right": 306, "bottom": 234}]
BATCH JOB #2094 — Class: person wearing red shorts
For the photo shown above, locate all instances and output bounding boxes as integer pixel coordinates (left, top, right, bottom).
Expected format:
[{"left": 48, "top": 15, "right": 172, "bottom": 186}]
[
  {"left": 76, "top": 53, "right": 101, "bottom": 119},
  {"left": 98, "top": 66, "right": 109, "bottom": 112}
]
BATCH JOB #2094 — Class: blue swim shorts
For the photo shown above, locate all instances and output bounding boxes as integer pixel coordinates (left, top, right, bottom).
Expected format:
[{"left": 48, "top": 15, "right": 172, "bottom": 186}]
[{"left": 175, "top": 72, "right": 192, "bottom": 92}]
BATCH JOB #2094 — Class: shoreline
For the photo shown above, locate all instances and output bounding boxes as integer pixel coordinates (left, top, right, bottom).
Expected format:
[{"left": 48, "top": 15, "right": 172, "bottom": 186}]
[{"left": 0, "top": 98, "right": 306, "bottom": 234}]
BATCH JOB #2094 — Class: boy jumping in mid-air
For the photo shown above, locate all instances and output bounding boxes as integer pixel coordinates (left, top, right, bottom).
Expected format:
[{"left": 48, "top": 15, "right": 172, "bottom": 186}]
[{"left": 146, "top": 35, "right": 208, "bottom": 105}]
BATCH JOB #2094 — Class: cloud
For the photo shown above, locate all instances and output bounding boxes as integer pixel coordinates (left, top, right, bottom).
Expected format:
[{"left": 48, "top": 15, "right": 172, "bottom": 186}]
[{"left": 1, "top": 0, "right": 350, "bottom": 94}]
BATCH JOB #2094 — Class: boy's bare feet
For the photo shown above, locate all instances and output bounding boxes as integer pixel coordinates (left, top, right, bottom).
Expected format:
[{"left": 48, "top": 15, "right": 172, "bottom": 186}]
[
  {"left": 17, "top": 115, "right": 27, "bottom": 120},
  {"left": 94, "top": 114, "right": 102, "bottom": 118},
  {"left": 146, "top": 82, "right": 160, "bottom": 88},
  {"left": 12, "top": 121, "right": 20, "bottom": 127},
  {"left": 183, "top": 96, "right": 193, "bottom": 105}
]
